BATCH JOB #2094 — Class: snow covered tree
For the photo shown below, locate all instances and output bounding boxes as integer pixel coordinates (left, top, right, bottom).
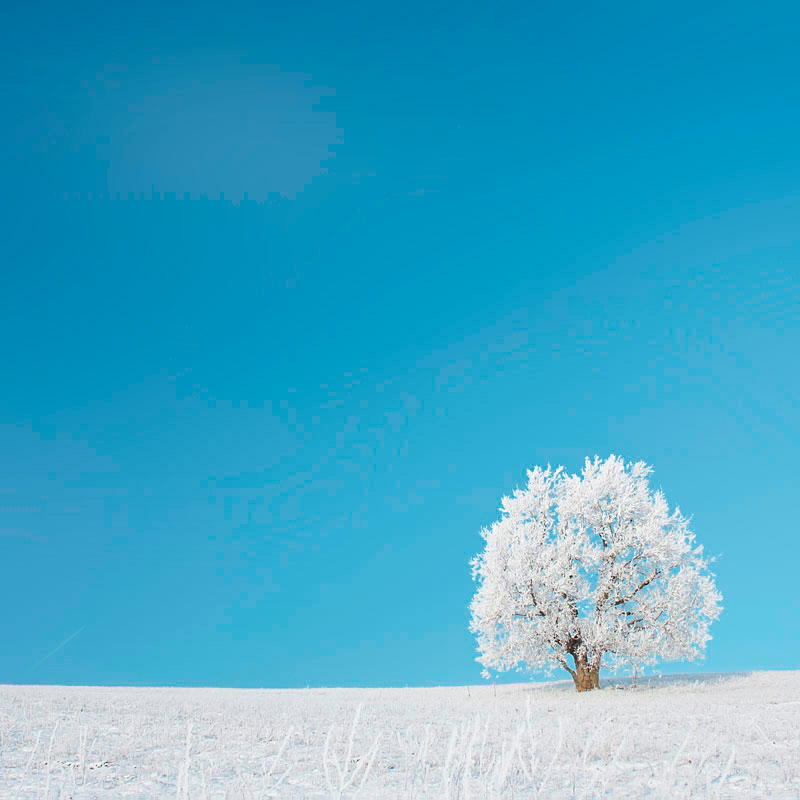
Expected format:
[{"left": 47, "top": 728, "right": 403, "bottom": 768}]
[{"left": 469, "top": 455, "right": 722, "bottom": 692}]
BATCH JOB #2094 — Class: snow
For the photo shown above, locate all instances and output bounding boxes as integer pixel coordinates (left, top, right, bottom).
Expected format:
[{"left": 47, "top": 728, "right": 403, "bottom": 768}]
[{"left": 1, "top": 671, "right": 798, "bottom": 798}]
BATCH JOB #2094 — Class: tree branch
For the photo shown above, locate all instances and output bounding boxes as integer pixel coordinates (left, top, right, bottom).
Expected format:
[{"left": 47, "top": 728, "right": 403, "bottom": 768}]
[
  {"left": 613, "top": 569, "right": 662, "bottom": 606},
  {"left": 556, "top": 655, "right": 576, "bottom": 679}
]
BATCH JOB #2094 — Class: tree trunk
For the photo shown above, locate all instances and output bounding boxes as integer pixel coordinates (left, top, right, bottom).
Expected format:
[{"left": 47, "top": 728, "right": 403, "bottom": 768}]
[{"left": 570, "top": 654, "right": 600, "bottom": 692}]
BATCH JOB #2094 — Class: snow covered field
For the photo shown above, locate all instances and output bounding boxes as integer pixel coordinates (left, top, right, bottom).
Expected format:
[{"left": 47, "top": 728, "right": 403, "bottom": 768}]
[{"left": 1, "top": 671, "right": 798, "bottom": 798}]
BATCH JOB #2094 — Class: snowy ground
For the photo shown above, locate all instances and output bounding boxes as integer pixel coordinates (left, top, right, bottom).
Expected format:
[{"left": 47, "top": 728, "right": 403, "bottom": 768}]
[{"left": 1, "top": 671, "right": 798, "bottom": 798}]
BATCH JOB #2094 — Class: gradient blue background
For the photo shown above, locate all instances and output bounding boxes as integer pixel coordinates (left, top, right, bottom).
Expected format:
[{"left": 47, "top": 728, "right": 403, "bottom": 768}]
[{"left": 2, "top": 1, "right": 798, "bottom": 687}]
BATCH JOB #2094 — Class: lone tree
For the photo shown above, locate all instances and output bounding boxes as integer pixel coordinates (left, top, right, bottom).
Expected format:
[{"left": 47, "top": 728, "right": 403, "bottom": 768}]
[{"left": 469, "top": 455, "right": 722, "bottom": 692}]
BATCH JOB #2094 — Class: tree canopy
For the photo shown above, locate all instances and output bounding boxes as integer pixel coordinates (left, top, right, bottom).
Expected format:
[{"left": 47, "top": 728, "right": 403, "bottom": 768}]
[{"left": 469, "top": 455, "right": 722, "bottom": 691}]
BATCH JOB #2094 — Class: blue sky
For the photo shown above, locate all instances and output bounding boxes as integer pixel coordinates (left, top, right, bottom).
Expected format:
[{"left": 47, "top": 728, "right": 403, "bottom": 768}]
[{"left": 1, "top": 0, "right": 798, "bottom": 687}]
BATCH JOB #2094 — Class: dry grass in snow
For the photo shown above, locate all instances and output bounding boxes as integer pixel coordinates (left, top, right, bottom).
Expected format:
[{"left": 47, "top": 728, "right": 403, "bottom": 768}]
[{"left": 1, "top": 671, "right": 798, "bottom": 798}]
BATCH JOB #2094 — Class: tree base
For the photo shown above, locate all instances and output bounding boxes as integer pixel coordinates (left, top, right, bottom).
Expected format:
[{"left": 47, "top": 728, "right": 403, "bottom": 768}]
[{"left": 572, "top": 665, "right": 600, "bottom": 692}]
